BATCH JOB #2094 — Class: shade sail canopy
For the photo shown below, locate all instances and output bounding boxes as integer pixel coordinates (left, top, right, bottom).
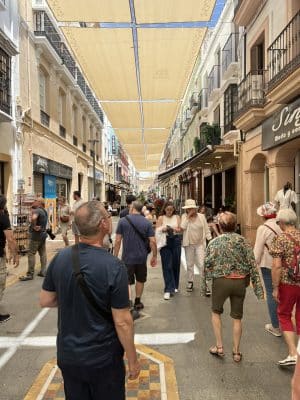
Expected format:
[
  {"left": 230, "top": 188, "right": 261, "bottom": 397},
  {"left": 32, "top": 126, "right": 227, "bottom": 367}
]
[{"left": 47, "top": 0, "right": 219, "bottom": 172}]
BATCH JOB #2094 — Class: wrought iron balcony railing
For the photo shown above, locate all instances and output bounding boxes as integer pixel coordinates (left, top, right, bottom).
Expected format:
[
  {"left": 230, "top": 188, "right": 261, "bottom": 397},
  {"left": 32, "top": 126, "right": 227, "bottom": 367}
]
[
  {"left": 0, "top": 48, "right": 11, "bottom": 116},
  {"left": 268, "top": 10, "right": 300, "bottom": 90},
  {"left": 208, "top": 65, "right": 221, "bottom": 98},
  {"left": 59, "top": 124, "right": 66, "bottom": 138},
  {"left": 34, "top": 11, "right": 104, "bottom": 124},
  {"left": 237, "top": 69, "right": 267, "bottom": 113},
  {"left": 40, "top": 109, "right": 50, "bottom": 127},
  {"left": 222, "top": 33, "right": 238, "bottom": 75}
]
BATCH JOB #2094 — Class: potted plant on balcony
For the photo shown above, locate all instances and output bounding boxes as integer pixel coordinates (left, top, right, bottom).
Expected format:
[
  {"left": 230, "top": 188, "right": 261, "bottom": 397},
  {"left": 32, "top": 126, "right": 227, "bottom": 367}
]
[
  {"left": 200, "top": 123, "right": 221, "bottom": 145},
  {"left": 193, "top": 136, "right": 201, "bottom": 153}
]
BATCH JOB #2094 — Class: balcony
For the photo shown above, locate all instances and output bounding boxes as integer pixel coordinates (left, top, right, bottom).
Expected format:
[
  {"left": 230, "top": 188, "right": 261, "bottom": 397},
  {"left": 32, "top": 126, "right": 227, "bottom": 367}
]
[
  {"left": 194, "top": 124, "right": 221, "bottom": 153},
  {"left": 72, "top": 135, "right": 78, "bottom": 146},
  {"left": 208, "top": 65, "right": 221, "bottom": 101},
  {"left": 34, "top": 11, "right": 104, "bottom": 125},
  {"left": 189, "top": 92, "right": 199, "bottom": 115},
  {"left": 234, "top": 0, "right": 263, "bottom": 26},
  {"left": 267, "top": 10, "right": 300, "bottom": 104},
  {"left": 0, "top": 48, "right": 11, "bottom": 118},
  {"left": 59, "top": 125, "right": 66, "bottom": 138},
  {"left": 198, "top": 88, "right": 208, "bottom": 117},
  {"left": 222, "top": 33, "right": 239, "bottom": 80},
  {"left": 82, "top": 143, "right": 86, "bottom": 152},
  {"left": 40, "top": 109, "right": 50, "bottom": 127},
  {"left": 234, "top": 70, "right": 267, "bottom": 131}
]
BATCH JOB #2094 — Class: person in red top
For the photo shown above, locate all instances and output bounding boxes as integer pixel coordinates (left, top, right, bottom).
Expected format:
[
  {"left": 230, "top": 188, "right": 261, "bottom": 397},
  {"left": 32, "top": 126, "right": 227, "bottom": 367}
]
[{"left": 269, "top": 208, "right": 300, "bottom": 366}]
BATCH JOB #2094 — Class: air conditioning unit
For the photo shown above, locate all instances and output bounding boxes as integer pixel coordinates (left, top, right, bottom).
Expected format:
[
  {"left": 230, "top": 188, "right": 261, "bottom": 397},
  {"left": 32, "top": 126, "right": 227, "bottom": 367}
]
[{"left": 233, "top": 139, "right": 243, "bottom": 157}]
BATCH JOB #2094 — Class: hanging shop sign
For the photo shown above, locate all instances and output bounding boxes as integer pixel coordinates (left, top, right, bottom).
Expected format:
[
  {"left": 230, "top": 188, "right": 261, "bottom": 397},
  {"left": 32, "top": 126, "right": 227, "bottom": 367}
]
[
  {"left": 262, "top": 97, "right": 300, "bottom": 150},
  {"left": 44, "top": 175, "right": 56, "bottom": 199},
  {"left": 33, "top": 154, "right": 72, "bottom": 179},
  {"left": 87, "top": 167, "right": 103, "bottom": 181}
]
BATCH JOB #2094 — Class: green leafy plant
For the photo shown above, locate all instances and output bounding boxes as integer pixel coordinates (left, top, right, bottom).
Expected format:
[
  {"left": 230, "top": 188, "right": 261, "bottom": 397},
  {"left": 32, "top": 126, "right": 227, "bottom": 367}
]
[
  {"left": 193, "top": 137, "right": 201, "bottom": 153},
  {"left": 200, "top": 123, "right": 221, "bottom": 145}
]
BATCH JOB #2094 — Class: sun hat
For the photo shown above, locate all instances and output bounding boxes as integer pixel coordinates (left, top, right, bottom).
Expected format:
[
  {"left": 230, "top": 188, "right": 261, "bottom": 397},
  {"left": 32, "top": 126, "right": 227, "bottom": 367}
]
[
  {"left": 182, "top": 199, "right": 198, "bottom": 209},
  {"left": 256, "top": 202, "right": 277, "bottom": 217}
]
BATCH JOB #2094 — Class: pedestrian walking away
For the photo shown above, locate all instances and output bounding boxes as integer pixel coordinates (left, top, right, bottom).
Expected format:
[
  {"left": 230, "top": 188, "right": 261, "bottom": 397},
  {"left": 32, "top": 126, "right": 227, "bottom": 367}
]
[
  {"left": 58, "top": 196, "right": 71, "bottom": 247},
  {"left": 70, "top": 191, "right": 85, "bottom": 244},
  {"left": 39, "top": 201, "right": 140, "bottom": 400},
  {"left": 0, "top": 195, "right": 19, "bottom": 323},
  {"left": 114, "top": 201, "right": 157, "bottom": 312},
  {"left": 269, "top": 208, "right": 300, "bottom": 367},
  {"left": 181, "top": 199, "right": 212, "bottom": 294},
  {"left": 156, "top": 202, "right": 182, "bottom": 300},
  {"left": 203, "top": 211, "right": 264, "bottom": 362},
  {"left": 254, "top": 202, "right": 282, "bottom": 337},
  {"left": 119, "top": 194, "right": 136, "bottom": 218},
  {"left": 20, "top": 198, "right": 48, "bottom": 281}
]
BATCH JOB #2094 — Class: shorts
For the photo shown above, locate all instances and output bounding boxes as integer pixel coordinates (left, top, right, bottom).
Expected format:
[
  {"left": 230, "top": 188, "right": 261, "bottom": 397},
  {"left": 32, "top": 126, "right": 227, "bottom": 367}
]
[
  {"left": 212, "top": 277, "right": 247, "bottom": 320},
  {"left": 126, "top": 263, "right": 147, "bottom": 285},
  {"left": 72, "top": 221, "right": 80, "bottom": 235},
  {"left": 60, "top": 222, "right": 69, "bottom": 236}
]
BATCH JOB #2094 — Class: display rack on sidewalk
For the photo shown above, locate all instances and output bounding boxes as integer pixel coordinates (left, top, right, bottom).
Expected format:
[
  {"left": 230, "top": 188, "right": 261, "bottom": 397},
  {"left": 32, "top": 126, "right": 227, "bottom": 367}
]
[{"left": 12, "top": 191, "right": 35, "bottom": 254}]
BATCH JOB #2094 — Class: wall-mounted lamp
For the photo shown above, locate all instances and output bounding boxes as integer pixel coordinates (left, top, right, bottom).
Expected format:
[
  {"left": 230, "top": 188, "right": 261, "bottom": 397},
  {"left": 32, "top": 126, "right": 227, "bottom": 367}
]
[{"left": 239, "top": 130, "right": 246, "bottom": 142}]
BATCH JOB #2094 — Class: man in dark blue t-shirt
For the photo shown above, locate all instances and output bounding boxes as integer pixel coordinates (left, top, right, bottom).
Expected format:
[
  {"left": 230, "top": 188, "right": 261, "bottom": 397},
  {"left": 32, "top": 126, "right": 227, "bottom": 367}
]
[
  {"left": 40, "top": 201, "right": 140, "bottom": 400},
  {"left": 114, "top": 201, "right": 157, "bottom": 311},
  {"left": 119, "top": 194, "right": 136, "bottom": 218}
]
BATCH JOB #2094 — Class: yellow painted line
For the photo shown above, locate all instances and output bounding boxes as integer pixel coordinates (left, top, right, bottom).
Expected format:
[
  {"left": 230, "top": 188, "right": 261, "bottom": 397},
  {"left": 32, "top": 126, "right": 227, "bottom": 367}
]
[
  {"left": 24, "top": 345, "right": 180, "bottom": 400},
  {"left": 23, "top": 359, "right": 56, "bottom": 400}
]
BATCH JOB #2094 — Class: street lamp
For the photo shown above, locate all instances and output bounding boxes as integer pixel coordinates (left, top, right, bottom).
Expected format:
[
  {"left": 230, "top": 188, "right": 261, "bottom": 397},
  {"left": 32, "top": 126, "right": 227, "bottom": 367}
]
[{"left": 88, "top": 139, "right": 99, "bottom": 199}]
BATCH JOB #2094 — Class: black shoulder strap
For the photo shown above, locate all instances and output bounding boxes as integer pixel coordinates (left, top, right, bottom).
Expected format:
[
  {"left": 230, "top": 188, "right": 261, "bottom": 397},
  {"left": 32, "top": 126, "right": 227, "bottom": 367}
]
[
  {"left": 71, "top": 244, "right": 113, "bottom": 324},
  {"left": 125, "top": 215, "right": 147, "bottom": 241}
]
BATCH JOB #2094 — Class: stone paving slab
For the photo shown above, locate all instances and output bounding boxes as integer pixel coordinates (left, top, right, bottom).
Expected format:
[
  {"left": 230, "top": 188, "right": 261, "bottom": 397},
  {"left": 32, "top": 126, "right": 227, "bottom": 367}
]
[{"left": 23, "top": 345, "right": 179, "bottom": 400}]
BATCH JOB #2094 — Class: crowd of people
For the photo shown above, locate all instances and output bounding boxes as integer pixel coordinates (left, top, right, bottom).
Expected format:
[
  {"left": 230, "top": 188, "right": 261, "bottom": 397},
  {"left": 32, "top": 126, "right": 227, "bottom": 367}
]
[{"left": 0, "top": 188, "right": 299, "bottom": 399}]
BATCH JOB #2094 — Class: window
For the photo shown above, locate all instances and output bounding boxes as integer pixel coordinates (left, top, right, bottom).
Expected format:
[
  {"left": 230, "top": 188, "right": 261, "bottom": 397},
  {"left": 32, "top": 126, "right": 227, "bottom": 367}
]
[
  {"left": 82, "top": 116, "right": 87, "bottom": 148},
  {"left": 213, "top": 105, "right": 220, "bottom": 127},
  {"left": 250, "top": 33, "right": 265, "bottom": 71},
  {"left": 0, "top": 48, "right": 11, "bottom": 115},
  {"left": 72, "top": 104, "right": 78, "bottom": 135},
  {"left": 39, "top": 69, "right": 47, "bottom": 112},
  {"left": 58, "top": 89, "right": 66, "bottom": 126},
  {"left": 224, "top": 84, "right": 238, "bottom": 134}
]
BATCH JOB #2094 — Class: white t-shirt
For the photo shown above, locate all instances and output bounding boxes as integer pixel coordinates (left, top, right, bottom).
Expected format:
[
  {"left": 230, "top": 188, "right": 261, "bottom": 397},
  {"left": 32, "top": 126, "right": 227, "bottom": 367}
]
[{"left": 274, "top": 189, "right": 297, "bottom": 210}]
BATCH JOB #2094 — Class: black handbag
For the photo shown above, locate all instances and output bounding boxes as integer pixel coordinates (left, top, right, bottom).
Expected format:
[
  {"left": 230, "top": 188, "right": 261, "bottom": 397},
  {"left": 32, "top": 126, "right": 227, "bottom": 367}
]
[
  {"left": 71, "top": 244, "right": 114, "bottom": 324},
  {"left": 125, "top": 216, "right": 151, "bottom": 253}
]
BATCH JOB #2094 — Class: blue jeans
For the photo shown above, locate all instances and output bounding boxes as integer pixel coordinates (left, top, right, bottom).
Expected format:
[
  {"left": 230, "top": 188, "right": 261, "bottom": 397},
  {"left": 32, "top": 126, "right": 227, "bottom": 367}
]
[
  {"left": 160, "top": 236, "right": 182, "bottom": 293},
  {"left": 261, "top": 267, "right": 279, "bottom": 328}
]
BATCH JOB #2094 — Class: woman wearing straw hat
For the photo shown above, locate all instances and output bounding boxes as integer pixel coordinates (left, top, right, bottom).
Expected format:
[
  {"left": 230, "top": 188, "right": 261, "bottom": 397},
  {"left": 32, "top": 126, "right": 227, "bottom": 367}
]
[
  {"left": 181, "top": 199, "right": 212, "bottom": 293},
  {"left": 254, "top": 202, "right": 282, "bottom": 337}
]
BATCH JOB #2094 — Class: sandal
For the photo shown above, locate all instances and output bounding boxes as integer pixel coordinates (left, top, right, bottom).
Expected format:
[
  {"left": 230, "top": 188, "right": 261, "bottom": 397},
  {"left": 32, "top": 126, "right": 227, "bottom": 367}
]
[
  {"left": 209, "top": 345, "right": 225, "bottom": 357},
  {"left": 232, "top": 351, "right": 242, "bottom": 363}
]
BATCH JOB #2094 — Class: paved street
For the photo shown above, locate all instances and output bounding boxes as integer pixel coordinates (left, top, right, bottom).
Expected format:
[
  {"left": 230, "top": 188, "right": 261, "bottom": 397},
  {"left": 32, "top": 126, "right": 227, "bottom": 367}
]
[{"left": 0, "top": 224, "right": 294, "bottom": 400}]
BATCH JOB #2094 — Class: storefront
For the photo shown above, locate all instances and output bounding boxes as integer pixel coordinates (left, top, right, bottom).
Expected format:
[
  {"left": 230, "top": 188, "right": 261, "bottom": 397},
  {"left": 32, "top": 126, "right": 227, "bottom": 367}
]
[
  {"left": 32, "top": 154, "right": 72, "bottom": 230},
  {"left": 87, "top": 167, "right": 103, "bottom": 200}
]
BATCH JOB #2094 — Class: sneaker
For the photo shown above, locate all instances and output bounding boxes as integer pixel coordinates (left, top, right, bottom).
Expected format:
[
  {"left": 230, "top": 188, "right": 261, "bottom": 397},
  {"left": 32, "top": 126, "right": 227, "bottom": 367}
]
[
  {"left": 164, "top": 292, "right": 171, "bottom": 300},
  {"left": 278, "top": 355, "right": 297, "bottom": 366},
  {"left": 265, "top": 324, "right": 282, "bottom": 337},
  {"left": 174, "top": 289, "right": 179, "bottom": 293},
  {"left": 19, "top": 274, "right": 33, "bottom": 281},
  {"left": 186, "top": 282, "right": 193, "bottom": 292},
  {"left": 0, "top": 314, "right": 11, "bottom": 323},
  {"left": 37, "top": 272, "right": 46, "bottom": 278}
]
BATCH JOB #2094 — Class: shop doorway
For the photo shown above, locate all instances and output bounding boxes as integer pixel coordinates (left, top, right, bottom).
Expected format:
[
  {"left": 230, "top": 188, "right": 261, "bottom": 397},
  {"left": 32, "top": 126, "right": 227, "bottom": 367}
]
[
  {"left": 56, "top": 179, "right": 68, "bottom": 199},
  {"left": 204, "top": 176, "right": 212, "bottom": 209},
  {"left": 214, "top": 173, "right": 222, "bottom": 211},
  {"left": 225, "top": 167, "right": 236, "bottom": 211}
]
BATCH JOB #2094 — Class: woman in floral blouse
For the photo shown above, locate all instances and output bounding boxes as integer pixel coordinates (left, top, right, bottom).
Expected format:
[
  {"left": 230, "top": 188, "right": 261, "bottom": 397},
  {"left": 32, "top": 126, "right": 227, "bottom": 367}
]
[
  {"left": 269, "top": 208, "right": 300, "bottom": 367},
  {"left": 203, "top": 212, "right": 264, "bottom": 362}
]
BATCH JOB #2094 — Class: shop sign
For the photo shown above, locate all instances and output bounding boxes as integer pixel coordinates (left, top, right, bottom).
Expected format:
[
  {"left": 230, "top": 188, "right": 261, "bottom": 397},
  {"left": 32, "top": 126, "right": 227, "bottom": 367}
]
[
  {"left": 262, "top": 97, "right": 300, "bottom": 150},
  {"left": 111, "top": 135, "right": 117, "bottom": 154},
  {"left": 44, "top": 175, "right": 56, "bottom": 199},
  {"left": 33, "top": 154, "right": 72, "bottom": 179},
  {"left": 88, "top": 167, "right": 103, "bottom": 181}
]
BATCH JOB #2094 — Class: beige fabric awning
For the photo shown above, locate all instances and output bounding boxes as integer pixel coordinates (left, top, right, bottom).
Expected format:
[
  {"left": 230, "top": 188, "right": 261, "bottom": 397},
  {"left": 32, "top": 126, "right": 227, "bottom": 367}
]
[{"left": 47, "top": 0, "right": 217, "bottom": 172}]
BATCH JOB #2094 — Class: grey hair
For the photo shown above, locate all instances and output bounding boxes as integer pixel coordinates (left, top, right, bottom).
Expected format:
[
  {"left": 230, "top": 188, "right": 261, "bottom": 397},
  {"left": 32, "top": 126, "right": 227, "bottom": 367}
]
[
  {"left": 277, "top": 208, "right": 298, "bottom": 226},
  {"left": 75, "top": 201, "right": 108, "bottom": 237},
  {"left": 132, "top": 200, "right": 143, "bottom": 213}
]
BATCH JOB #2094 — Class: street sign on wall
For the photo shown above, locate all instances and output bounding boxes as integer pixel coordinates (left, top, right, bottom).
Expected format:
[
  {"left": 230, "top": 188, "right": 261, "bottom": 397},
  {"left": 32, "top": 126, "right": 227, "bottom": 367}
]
[{"left": 262, "top": 97, "right": 300, "bottom": 150}]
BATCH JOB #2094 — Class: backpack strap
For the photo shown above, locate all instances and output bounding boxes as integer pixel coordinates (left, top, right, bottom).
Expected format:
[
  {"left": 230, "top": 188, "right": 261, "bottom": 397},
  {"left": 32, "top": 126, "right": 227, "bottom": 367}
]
[
  {"left": 71, "top": 244, "right": 114, "bottom": 324},
  {"left": 263, "top": 224, "right": 278, "bottom": 251}
]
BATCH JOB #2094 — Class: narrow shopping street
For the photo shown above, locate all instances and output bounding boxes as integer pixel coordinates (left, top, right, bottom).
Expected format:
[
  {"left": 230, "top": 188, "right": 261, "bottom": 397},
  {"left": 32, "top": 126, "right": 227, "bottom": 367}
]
[{"left": 0, "top": 227, "right": 294, "bottom": 400}]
